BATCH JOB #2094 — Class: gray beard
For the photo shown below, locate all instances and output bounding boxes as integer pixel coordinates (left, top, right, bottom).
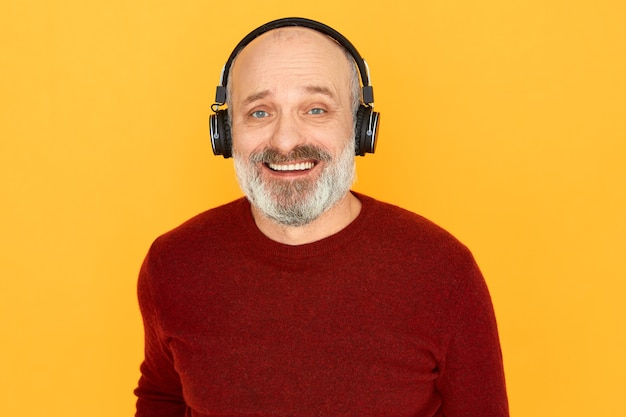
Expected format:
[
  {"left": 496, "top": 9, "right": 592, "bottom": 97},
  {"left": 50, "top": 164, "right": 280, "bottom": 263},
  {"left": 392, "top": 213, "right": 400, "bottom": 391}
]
[{"left": 234, "top": 139, "right": 356, "bottom": 227}]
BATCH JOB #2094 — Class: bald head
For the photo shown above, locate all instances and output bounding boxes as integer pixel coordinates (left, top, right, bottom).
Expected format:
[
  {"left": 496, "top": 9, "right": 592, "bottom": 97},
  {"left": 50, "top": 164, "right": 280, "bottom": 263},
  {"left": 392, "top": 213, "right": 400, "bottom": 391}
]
[{"left": 226, "top": 27, "right": 361, "bottom": 120}]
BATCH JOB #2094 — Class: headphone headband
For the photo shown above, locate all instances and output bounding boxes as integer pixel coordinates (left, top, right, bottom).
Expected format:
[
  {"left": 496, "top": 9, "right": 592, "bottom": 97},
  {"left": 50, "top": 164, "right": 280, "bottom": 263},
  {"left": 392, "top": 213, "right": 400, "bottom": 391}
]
[{"left": 213, "top": 17, "right": 374, "bottom": 107}]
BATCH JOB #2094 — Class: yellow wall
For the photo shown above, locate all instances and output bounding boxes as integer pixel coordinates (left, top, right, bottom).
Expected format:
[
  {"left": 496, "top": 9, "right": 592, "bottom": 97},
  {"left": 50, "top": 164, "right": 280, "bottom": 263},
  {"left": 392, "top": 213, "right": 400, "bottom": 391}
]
[{"left": 1, "top": 1, "right": 624, "bottom": 415}]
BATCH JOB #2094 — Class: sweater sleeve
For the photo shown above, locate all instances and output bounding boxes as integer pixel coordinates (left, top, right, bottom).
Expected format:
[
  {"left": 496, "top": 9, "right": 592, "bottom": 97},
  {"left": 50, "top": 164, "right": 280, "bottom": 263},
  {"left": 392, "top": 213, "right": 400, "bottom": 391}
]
[
  {"left": 134, "top": 246, "right": 187, "bottom": 417},
  {"left": 435, "top": 254, "right": 509, "bottom": 417}
]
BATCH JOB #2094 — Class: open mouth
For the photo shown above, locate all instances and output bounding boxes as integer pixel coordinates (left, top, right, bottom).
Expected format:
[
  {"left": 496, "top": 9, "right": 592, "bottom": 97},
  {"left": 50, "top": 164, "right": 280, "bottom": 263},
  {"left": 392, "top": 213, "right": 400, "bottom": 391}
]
[{"left": 266, "top": 161, "right": 316, "bottom": 172}]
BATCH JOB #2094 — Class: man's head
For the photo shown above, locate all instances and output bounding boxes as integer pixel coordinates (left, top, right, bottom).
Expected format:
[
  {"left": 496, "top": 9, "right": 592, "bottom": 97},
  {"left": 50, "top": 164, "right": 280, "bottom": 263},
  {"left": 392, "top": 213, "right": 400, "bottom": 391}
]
[
  {"left": 209, "top": 18, "right": 379, "bottom": 161},
  {"left": 227, "top": 26, "right": 360, "bottom": 227}
]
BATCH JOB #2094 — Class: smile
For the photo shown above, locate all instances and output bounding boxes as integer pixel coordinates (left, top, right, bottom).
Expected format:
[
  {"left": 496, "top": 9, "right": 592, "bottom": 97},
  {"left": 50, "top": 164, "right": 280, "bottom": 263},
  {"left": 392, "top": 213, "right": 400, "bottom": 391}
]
[{"left": 267, "top": 161, "right": 315, "bottom": 172}]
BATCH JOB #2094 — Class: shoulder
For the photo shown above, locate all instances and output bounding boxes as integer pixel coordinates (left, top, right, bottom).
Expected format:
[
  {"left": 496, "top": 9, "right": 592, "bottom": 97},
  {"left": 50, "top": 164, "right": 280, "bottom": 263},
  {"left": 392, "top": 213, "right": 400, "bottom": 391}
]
[
  {"left": 355, "top": 193, "right": 481, "bottom": 286},
  {"left": 354, "top": 194, "right": 491, "bottom": 326},
  {"left": 139, "top": 197, "right": 252, "bottom": 297},
  {"left": 145, "top": 197, "right": 250, "bottom": 263},
  {"left": 357, "top": 193, "right": 469, "bottom": 253}
]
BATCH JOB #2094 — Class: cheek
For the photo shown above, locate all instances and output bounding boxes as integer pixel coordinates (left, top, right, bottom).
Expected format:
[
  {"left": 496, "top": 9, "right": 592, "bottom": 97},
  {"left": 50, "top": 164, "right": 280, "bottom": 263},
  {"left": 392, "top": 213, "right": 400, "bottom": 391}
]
[
  {"left": 231, "top": 123, "right": 267, "bottom": 156},
  {"left": 322, "top": 120, "right": 356, "bottom": 153},
  {"left": 330, "top": 112, "right": 356, "bottom": 140},
  {"left": 308, "top": 113, "right": 354, "bottom": 140}
]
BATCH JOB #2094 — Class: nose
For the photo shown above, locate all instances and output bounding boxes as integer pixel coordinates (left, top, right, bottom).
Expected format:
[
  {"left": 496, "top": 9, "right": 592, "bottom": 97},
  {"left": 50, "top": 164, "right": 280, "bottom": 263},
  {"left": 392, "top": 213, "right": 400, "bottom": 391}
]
[{"left": 269, "top": 112, "right": 306, "bottom": 153}]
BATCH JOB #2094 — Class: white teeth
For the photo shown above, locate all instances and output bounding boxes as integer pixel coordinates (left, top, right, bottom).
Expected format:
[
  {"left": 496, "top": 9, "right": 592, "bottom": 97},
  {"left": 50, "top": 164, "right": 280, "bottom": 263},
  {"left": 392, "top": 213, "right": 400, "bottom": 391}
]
[{"left": 268, "top": 162, "right": 315, "bottom": 172}]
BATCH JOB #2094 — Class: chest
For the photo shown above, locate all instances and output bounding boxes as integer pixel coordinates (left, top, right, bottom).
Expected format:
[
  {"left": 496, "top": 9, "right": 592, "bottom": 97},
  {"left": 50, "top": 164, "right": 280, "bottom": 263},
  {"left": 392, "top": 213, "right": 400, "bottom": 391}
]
[{"left": 161, "top": 264, "right": 449, "bottom": 416}]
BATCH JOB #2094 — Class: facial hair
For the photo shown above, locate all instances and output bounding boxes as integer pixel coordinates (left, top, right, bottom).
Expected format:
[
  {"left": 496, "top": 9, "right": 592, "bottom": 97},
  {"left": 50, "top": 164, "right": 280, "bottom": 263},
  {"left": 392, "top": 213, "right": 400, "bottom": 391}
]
[{"left": 234, "top": 139, "right": 356, "bottom": 227}]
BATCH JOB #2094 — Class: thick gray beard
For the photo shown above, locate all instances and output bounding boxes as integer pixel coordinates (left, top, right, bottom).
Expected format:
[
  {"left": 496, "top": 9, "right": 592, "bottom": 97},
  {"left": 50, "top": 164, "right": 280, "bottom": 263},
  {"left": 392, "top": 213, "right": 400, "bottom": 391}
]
[{"left": 234, "top": 139, "right": 356, "bottom": 227}]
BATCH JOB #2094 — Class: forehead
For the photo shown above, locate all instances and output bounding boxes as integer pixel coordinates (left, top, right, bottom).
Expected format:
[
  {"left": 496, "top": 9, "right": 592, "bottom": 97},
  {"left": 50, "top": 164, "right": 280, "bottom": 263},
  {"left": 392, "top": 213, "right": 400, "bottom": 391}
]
[{"left": 229, "top": 27, "right": 353, "bottom": 96}]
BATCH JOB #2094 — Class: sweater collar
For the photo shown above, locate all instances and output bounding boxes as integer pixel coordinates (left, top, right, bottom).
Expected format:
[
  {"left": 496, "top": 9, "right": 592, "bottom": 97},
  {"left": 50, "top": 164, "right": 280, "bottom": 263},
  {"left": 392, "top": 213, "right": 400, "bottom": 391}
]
[{"left": 235, "top": 191, "right": 377, "bottom": 261}]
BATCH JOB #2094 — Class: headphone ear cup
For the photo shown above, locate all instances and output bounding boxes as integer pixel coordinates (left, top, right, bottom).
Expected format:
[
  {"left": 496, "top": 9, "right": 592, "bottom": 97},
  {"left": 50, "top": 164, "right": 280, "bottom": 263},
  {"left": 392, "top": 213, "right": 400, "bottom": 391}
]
[
  {"left": 221, "top": 112, "right": 233, "bottom": 158},
  {"left": 354, "top": 105, "right": 379, "bottom": 156},
  {"left": 210, "top": 110, "right": 233, "bottom": 158}
]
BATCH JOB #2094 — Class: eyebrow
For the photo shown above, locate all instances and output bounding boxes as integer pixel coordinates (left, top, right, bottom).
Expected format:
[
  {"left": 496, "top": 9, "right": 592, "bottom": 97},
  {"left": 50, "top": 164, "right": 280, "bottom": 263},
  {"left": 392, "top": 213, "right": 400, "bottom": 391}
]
[
  {"left": 242, "top": 90, "right": 271, "bottom": 107},
  {"left": 303, "top": 85, "right": 336, "bottom": 100},
  {"left": 241, "top": 85, "right": 337, "bottom": 107}
]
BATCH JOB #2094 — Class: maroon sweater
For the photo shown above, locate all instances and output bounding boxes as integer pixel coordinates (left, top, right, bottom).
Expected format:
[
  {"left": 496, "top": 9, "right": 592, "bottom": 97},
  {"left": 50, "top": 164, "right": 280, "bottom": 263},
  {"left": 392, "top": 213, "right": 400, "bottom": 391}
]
[{"left": 135, "top": 193, "right": 508, "bottom": 416}]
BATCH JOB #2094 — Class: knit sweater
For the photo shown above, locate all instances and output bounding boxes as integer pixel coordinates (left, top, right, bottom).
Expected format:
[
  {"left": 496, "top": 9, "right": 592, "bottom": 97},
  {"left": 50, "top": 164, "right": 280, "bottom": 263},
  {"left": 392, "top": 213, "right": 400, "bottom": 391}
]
[{"left": 135, "top": 193, "right": 508, "bottom": 416}]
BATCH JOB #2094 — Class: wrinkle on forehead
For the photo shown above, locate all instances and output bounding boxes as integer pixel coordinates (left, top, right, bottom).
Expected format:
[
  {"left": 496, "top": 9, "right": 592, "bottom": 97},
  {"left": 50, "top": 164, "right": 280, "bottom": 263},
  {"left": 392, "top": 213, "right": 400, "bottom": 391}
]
[{"left": 242, "top": 85, "right": 337, "bottom": 107}]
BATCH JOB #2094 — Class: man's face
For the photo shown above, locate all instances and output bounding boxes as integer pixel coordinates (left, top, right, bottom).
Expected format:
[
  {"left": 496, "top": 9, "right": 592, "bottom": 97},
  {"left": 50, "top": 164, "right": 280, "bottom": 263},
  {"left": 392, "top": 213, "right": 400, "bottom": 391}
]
[{"left": 229, "top": 28, "right": 356, "bottom": 226}]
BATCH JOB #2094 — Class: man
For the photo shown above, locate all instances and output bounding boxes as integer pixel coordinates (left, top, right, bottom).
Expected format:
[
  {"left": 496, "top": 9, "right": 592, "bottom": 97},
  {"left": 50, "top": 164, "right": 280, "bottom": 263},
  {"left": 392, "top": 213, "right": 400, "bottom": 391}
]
[{"left": 135, "top": 18, "right": 509, "bottom": 416}]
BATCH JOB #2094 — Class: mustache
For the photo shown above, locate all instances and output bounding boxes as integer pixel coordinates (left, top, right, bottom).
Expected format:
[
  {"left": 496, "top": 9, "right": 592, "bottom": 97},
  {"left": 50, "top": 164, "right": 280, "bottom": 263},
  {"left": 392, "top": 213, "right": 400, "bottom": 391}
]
[{"left": 250, "top": 145, "right": 332, "bottom": 164}]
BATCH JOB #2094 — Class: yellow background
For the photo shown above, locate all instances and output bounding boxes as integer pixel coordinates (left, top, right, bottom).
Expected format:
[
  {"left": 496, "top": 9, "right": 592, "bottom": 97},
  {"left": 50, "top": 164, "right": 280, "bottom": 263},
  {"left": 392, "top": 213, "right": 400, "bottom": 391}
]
[{"left": 1, "top": 1, "right": 624, "bottom": 415}]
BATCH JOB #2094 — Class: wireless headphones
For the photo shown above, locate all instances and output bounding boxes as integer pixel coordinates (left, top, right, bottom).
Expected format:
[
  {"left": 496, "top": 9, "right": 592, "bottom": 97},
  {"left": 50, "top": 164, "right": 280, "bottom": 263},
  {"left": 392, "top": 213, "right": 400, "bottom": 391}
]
[{"left": 209, "top": 17, "right": 380, "bottom": 158}]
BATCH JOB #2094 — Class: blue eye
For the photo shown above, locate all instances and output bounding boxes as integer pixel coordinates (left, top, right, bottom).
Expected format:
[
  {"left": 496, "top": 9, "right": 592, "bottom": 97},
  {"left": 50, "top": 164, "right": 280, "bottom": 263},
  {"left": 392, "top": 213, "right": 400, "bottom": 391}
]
[
  {"left": 251, "top": 110, "right": 269, "bottom": 118},
  {"left": 308, "top": 108, "right": 326, "bottom": 115}
]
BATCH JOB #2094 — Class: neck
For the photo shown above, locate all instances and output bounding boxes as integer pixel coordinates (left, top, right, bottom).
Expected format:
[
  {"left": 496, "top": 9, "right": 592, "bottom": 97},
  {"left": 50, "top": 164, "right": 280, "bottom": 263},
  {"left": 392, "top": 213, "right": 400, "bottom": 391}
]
[{"left": 250, "top": 192, "right": 361, "bottom": 245}]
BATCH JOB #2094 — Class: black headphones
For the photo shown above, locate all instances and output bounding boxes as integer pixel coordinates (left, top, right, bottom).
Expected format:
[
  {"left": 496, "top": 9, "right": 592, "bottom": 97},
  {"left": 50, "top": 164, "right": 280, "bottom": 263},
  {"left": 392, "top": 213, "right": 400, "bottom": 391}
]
[{"left": 209, "top": 17, "right": 380, "bottom": 158}]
